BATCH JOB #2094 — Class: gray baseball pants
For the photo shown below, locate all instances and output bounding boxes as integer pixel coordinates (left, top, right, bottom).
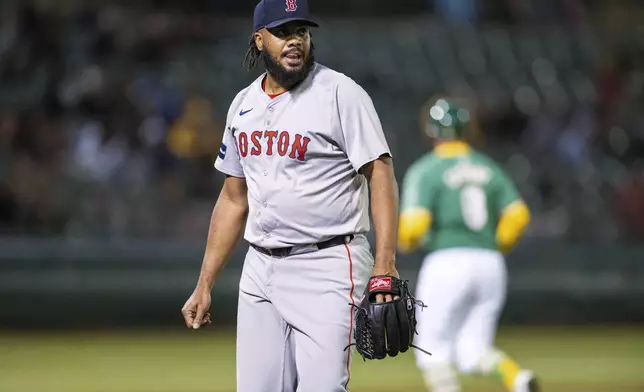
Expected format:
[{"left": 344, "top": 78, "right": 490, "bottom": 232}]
[{"left": 235, "top": 234, "right": 373, "bottom": 392}]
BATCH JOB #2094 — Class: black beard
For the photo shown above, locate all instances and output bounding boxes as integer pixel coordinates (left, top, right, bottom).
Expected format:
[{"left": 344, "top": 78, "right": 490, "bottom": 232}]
[{"left": 261, "top": 48, "right": 315, "bottom": 90}]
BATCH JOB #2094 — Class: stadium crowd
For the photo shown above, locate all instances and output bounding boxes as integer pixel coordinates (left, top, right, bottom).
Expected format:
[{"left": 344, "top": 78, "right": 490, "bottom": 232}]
[{"left": 0, "top": 0, "right": 643, "bottom": 241}]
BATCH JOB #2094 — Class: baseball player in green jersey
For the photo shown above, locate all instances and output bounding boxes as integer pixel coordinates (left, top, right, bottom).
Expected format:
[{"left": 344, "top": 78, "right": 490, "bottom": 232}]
[{"left": 398, "top": 97, "right": 539, "bottom": 392}]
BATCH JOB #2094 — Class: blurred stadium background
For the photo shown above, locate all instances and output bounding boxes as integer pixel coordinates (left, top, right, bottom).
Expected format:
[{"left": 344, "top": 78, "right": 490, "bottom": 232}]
[{"left": 1, "top": 0, "right": 644, "bottom": 391}]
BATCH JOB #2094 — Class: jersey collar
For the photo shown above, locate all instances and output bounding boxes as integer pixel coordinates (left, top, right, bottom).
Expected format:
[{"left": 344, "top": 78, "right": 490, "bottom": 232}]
[{"left": 433, "top": 141, "right": 470, "bottom": 158}]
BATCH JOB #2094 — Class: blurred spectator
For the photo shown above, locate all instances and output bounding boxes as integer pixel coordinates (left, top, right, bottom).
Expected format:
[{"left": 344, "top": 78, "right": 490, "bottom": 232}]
[
  {"left": 0, "top": 0, "right": 642, "bottom": 242},
  {"left": 501, "top": 0, "right": 586, "bottom": 25},
  {"left": 0, "top": 111, "right": 19, "bottom": 232},
  {"left": 596, "top": 51, "right": 636, "bottom": 136},
  {"left": 167, "top": 96, "right": 221, "bottom": 160},
  {"left": 433, "top": 0, "right": 479, "bottom": 23},
  {"left": 613, "top": 172, "right": 644, "bottom": 242}
]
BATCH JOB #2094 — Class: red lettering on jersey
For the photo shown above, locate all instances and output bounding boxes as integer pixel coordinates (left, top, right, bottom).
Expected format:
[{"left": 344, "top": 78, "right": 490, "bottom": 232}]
[
  {"left": 238, "top": 130, "right": 309, "bottom": 161},
  {"left": 264, "top": 131, "right": 278, "bottom": 156},
  {"left": 277, "top": 131, "right": 290, "bottom": 156},
  {"left": 289, "top": 134, "right": 311, "bottom": 161},
  {"left": 250, "top": 131, "right": 262, "bottom": 156},
  {"left": 238, "top": 132, "right": 248, "bottom": 157}
]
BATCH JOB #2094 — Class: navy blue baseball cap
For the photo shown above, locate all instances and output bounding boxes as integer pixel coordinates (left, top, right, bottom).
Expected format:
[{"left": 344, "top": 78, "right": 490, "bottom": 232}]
[{"left": 253, "top": 0, "right": 319, "bottom": 32}]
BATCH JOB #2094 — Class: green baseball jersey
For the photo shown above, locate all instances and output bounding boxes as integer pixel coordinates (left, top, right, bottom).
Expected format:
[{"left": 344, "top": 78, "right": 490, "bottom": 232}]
[{"left": 400, "top": 149, "right": 521, "bottom": 252}]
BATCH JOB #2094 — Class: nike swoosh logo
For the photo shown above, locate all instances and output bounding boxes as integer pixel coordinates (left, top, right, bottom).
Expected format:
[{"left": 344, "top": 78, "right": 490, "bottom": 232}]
[{"left": 239, "top": 108, "right": 253, "bottom": 116}]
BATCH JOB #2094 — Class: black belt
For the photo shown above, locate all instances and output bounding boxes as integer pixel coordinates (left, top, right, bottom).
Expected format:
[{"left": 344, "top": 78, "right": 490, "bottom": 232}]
[{"left": 251, "top": 234, "right": 355, "bottom": 258}]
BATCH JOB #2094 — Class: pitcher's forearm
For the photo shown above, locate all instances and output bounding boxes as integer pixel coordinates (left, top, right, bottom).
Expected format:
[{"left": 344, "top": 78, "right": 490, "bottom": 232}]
[
  {"left": 196, "top": 198, "right": 248, "bottom": 291},
  {"left": 368, "top": 157, "right": 399, "bottom": 272}
]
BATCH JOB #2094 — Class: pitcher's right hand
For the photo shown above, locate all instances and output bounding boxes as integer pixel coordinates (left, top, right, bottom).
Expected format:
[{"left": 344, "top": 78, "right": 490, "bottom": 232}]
[{"left": 181, "top": 289, "right": 212, "bottom": 329}]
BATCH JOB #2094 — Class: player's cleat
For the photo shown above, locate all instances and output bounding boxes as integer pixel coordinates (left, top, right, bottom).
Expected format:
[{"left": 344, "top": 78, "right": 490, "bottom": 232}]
[
  {"left": 513, "top": 370, "right": 539, "bottom": 392},
  {"left": 527, "top": 377, "right": 540, "bottom": 392}
]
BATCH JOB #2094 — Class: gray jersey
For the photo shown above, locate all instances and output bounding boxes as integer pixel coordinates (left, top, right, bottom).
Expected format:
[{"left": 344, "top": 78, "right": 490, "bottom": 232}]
[{"left": 214, "top": 63, "right": 391, "bottom": 248}]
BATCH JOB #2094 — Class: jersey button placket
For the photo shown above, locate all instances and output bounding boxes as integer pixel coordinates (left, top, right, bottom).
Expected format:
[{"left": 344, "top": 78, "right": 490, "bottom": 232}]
[
  {"left": 259, "top": 104, "right": 275, "bottom": 239},
  {"left": 263, "top": 104, "right": 273, "bottom": 193},
  {"left": 255, "top": 208, "right": 263, "bottom": 233},
  {"left": 266, "top": 104, "right": 274, "bottom": 127}
]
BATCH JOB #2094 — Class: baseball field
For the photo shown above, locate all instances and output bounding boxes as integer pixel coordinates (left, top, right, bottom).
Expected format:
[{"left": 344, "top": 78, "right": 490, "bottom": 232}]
[{"left": 1, "top": 326, "right": 642, "bottom": 392}]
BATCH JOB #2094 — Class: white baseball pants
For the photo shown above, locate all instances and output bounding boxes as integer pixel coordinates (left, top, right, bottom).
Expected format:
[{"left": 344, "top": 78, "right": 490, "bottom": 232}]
[{"left": 414, "top": 248, "right": 507, "bottom": 374}]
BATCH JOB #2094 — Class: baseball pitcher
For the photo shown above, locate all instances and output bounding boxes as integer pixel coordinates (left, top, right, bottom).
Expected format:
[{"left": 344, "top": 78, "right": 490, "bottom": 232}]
[
  {"left": 180, "top": 1, "right": 417, "bottom": 391},
  {"left": 398, "top": 97, "right": 539, "bottom": 392}
]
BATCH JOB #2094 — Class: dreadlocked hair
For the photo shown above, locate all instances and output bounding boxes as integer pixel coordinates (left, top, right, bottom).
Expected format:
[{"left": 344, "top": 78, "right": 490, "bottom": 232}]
[
  {"left": 243, "top": 34, "right": 261, "bottom": 71},
  {"left": 243, "top": 32, "right": 315, "bottom": 71}
]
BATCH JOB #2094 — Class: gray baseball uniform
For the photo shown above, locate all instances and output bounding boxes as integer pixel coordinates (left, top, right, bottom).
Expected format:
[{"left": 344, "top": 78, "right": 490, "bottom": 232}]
[{"left": 214, "top": 63, "right": 392, "bottom": 391}]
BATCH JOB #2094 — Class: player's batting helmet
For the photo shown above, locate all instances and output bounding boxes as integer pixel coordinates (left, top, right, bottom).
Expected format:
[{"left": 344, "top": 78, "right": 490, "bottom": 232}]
[
  {"left": 419, "top": 96, "right": 482, "bottom": 145},
  {"left": 424, "top": 98, "right": 470, "bottom": 139}
]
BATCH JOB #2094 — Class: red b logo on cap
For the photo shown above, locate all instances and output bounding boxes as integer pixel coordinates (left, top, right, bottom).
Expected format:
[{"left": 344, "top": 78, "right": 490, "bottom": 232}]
[{"left": 285, "top": 0, "right": 297, "bottom": 12}]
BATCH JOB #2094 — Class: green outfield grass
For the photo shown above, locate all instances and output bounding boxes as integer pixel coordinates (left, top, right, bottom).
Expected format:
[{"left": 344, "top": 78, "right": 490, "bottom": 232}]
[{"left": 0, "top": 326, "right": 642, "bottom": 392}]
